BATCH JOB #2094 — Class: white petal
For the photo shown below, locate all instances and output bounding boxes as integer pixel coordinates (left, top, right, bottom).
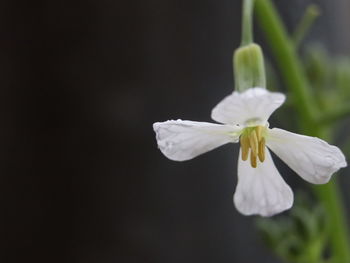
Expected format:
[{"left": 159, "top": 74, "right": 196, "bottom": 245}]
[
  {"left": 211, "top": 87, "right": 285, "bottom": 126},
  {"left": 234, "top": 148, "right": 293, "bottom": 217},
  {"left": 266, "top": 128, "right": 347, "bottom": 184},
  {"left": 153, "top": 120, "right": 241, "bottom": 161}
]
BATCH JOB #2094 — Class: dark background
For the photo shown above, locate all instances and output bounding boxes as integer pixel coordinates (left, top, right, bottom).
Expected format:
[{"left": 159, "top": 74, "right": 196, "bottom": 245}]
[{"left": 0, "top": 0, "right": 349, "bottom": 262}]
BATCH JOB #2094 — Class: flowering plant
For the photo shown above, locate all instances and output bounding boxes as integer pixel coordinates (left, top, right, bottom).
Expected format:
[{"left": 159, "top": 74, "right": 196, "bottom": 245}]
[
  {"left": 153, "top": 0, "right": 350, "bottom": 261},
  {"left": 154, "top": 87, "right": 346, "bottom": 216}
]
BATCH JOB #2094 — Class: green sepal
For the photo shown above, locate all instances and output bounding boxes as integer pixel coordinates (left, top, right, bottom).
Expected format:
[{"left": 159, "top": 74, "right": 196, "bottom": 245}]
[{"left": 234, "top": 43, "right": 266, "bottom": 92}]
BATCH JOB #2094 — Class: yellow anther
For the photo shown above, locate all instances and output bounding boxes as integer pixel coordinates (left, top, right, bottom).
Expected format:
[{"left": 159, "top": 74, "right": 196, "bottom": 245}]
[
  {"left": 240, "top": 135, "right": 250, "bottom": 161},
  {"left": 258, "top": 137, "right": 265, "bottom": 162},
  {"left": 256, "top": 126, "right": 263, "bottom": 141},
  {"left": 240, "top": 125, "right": 266, "bottom": 168},
  {"left": 250, "top": 150, "right": 257, "bottom": 168},
  {"left": 249, "top": 130, "right": 258, "bottom": 156}
]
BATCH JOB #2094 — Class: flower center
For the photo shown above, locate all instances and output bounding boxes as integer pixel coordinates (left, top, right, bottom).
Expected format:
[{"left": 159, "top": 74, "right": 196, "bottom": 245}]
[{"left": 240, "top": 125, "right": 266, "bottom": 168}]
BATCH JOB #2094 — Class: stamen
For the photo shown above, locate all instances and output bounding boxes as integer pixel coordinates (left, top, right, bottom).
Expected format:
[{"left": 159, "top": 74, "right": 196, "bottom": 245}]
[
  {"left": 249, "top": 130, "right": 258, "bottom": 156},
  {"left": 240, "top": 135, "right": 250, "bottom": 161},
  {"left": 250, "top": 150, "right": 257, "bottom": 168},
  {"left": 240, "top": 125, "right": 266, "bottom": 168},
  {"left": 256, "top": 126, "right": 263, "bottom": 141},
  {"left": 258, "top": 137, "right": 265, "bottom": 162}
]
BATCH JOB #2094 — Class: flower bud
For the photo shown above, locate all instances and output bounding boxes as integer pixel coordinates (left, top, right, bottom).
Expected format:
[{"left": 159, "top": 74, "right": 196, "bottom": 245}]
[{"left": 234, "top": 43, "right": 266, "bottom": 92}]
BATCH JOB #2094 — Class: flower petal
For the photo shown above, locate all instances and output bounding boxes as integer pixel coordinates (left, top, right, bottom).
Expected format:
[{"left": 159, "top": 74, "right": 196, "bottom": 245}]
[
  {"left": 153, "top": 120, "right": 241, "bottom": 161},
  {"left": 211, "top": 87, "right": 285, "bottom": 126},
  {"left": 234, "top": 148, "right": 293, "bottom": 216},
  {"left": 266, "top": 128, "right": 347, "bottom": 184}
]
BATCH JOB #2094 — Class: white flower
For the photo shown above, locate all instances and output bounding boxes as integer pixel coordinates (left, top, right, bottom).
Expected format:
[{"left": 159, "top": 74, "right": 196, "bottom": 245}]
[{"left": 153, "top": 88, "right": 347, "bottom": 216}]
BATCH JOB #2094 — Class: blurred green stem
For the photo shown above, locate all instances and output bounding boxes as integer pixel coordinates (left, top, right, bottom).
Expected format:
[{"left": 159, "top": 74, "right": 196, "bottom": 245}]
[
  {"left": 255, "top": 0, "right": 350, "bottom": 262},
  {"left": 241, "top": 0, "right": 255, "bottom": 46},
  {"left": 313, "top": 179, "right": 350, "bottom": 263},
  {"left": 293, "top": 4, "right": 321, "bottom": 48}
]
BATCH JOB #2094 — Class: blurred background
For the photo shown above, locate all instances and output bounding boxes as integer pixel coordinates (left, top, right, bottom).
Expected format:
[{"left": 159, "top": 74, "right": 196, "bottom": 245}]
[{"left": 1, "top": 0, "right": 350, "bottom": 262}]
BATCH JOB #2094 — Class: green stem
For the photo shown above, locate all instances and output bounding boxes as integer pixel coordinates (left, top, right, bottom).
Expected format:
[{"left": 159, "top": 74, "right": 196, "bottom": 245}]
[
  {"left": 313, "top": 180, "right": 350, "bottom": 263},
  {"left": 293, "top": 4, "right": 321, "bottom": 48},
  {"left": 254, "top": 0, "right": 318, "bottom": 131},
  {"left": 254, "top": 1, "right": 350, "bottom": 262},
  {"left": 241, "top": 0, "right": 255, "bottom": 46}
]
